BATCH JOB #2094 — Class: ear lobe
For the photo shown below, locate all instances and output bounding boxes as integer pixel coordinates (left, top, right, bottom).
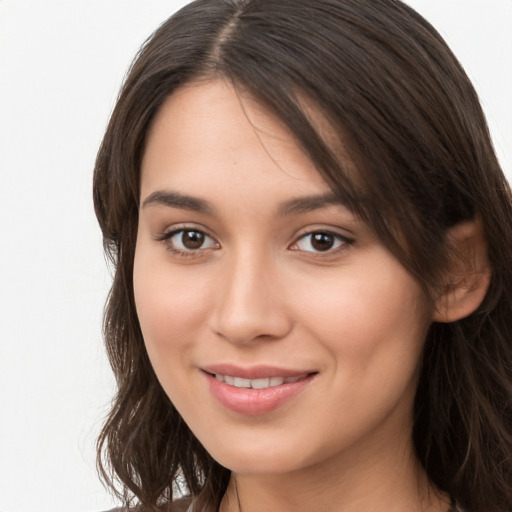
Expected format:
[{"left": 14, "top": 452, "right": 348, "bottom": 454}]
[{"left": 433, "top": 219, "right": 491, "bottom": 323}]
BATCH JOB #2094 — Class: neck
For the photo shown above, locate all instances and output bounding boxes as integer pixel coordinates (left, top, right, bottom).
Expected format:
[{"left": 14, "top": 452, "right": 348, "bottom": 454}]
[{"left": 219, "top": 435, "right": 450, "bottom": 512}]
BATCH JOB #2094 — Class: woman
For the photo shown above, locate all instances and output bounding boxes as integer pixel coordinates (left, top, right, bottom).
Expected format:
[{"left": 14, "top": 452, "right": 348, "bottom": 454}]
[{"left": 93, "top": 1, "right": 512, "bottom": 511}]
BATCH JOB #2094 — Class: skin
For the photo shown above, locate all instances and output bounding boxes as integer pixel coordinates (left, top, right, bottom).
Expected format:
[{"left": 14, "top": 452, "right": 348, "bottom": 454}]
[{"left": 133, "top": 79, "right": 451, "bottom": 511}]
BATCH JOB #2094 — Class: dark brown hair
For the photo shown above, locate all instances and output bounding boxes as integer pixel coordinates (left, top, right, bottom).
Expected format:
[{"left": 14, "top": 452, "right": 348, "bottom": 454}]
[{"left": 93, "top": 1, "right": 512, "bottom": 511}]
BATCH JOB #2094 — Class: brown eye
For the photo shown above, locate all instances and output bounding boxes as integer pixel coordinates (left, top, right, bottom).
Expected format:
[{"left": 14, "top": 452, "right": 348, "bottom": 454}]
[
  {"left": 293, "top": 231, "right": 348, "bottom": 253},
  {"left": 181, "top": 230, "right": 205, "bottom": 249},
  {"left": 311, "top": 233, "right": 336, "bottom": 251},
  {"left": 164, "top": 229, "right": 218, "bottom": 253}
]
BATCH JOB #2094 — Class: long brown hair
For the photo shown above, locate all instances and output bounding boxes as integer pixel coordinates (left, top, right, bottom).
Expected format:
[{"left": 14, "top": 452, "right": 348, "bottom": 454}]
[{"left": 93, "top": 1, "right": 512, "bottom": 511}]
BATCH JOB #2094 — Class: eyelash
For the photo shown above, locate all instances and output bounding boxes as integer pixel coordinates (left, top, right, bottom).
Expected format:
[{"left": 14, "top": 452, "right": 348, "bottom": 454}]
[
  {"left": 156, "top": 227, "right": 353, "bottom": 258},
  {"left": 156, "top": 227, "right": 218, "bottom": 258},
  {"left": 289, "top": 230, "right": 353, "bottom": 256}
]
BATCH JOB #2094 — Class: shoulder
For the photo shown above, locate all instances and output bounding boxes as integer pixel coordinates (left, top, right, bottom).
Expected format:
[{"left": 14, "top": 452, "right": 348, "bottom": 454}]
[{"left": 103, "top": 497, "right": 193, "bottom": 512}]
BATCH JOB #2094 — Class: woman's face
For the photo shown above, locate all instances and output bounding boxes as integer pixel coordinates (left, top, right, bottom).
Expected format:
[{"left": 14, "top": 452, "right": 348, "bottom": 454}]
[{"left": 134, "top": 79, "right": 434, "bottom": 475}]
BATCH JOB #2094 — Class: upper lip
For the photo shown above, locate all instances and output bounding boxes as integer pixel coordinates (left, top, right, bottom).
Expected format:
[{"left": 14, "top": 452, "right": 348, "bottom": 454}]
[{"left": 201, "top": 364, "right": 316, "bottom": 380}]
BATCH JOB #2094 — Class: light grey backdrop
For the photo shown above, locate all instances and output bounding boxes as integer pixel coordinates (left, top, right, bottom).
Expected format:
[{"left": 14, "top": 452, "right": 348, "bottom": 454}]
[{"left": 0, "top": 1, "right": 510, "bottom": 511}]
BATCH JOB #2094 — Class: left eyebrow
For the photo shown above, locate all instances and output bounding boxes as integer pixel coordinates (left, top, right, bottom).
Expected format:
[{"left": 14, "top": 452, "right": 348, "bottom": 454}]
[
  {"left": 276, "top": 193, "right": 349, "bottom": 217},
  {"left": 141, "top": 190, "right": 217, "bottom": 216}
]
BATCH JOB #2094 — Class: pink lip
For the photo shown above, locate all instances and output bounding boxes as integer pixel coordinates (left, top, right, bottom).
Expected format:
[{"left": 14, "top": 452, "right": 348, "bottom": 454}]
[{"left": 201, "top": 364, "right": 316, "bottom": 416}]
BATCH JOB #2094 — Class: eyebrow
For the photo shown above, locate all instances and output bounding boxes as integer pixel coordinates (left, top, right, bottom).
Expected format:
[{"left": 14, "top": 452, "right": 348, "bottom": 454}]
[
  {"left": 141, "top": 190, "right": 349, "bottom": 217},
  {"left": 142, "top": 190, "right": 217, "bottom": 215},
  {"left": 276, "top": 193, "right": 348, "bottom": 216}
]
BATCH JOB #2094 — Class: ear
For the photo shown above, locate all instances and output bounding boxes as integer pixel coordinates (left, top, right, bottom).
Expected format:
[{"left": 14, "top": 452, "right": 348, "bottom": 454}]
[{"left": 433, "top": 218, "right": 491, "bottom": 323}]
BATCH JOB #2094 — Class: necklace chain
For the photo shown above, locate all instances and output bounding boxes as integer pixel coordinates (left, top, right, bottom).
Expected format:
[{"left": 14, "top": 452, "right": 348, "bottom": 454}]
[{"left": 234, "top": 479, "right": 243, "bottom": 512}]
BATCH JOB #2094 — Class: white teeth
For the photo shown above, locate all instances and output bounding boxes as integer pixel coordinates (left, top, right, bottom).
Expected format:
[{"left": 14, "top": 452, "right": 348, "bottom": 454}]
[
  {"left": 214, "top": 374, "right": 304, "bottom": 389},
  {"left": 251, "top": 378, "right": 270, "bottom": 389},
  {"left": 233, "top": 377, "right": 252, "bottom": 388}
]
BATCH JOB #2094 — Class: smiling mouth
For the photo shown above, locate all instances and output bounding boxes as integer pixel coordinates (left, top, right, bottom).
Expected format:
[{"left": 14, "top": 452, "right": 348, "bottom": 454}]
[
  {"left": 203, "top": 369, "right": 317, "bottom": 415},
  {"left": 211, "top": 373, "right": 310, "bottom": 389}
]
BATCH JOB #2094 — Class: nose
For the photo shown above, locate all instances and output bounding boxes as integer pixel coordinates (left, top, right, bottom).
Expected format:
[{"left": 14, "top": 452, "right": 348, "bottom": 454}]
[{"left": 210, "top": 252, "right": 293, "bottom": 345}]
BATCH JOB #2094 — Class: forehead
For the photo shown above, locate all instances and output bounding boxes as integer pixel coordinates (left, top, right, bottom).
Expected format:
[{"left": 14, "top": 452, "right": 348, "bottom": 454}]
[{"left": 140, "top": 78, "right": 336, "bottom": 200}]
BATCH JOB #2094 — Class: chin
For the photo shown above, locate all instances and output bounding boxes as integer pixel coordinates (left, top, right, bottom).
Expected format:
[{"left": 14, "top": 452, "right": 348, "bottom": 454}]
[
  {"left": 201, "top": 433, "right": 318, "bottom": 476},
  {"left": 214, "top": 452, "right": 302, "bottom": 476}
]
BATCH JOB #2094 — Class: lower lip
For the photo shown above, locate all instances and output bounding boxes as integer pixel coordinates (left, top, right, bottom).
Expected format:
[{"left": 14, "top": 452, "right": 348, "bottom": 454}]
[{"left": 205, "top": 373, "right": 315, "bottom": 415}]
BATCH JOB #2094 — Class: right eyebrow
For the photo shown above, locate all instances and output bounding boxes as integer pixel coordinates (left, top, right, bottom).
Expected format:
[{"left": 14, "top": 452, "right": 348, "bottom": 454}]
[
  {"left": 141, "top": 190, "right": 217, "bottom": 216},
  {"left": 276, "top": 192, "right": 350, "bottom": 217}
]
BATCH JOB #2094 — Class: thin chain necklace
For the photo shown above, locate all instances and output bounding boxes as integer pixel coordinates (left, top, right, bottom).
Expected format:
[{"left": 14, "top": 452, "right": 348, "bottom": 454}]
[{"left": 234, "top": 478, "right": 243, "bottom": 512}]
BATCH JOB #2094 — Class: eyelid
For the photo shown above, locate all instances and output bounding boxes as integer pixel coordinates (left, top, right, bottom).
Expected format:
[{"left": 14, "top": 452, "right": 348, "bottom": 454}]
[
  {"left": 154, "top": 224, "right": 220, "bottom": 257},
  {"left": 154, "top": 222, "right": 214, "bottom": 240},
  {"left": 289, "top": 228, "right": 354, "bottom": 254}
]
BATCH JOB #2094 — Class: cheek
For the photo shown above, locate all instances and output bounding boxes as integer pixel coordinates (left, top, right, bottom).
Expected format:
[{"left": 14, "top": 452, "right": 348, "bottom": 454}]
[
  {"left": 133, "top": 247, "right": 211, "bottom": 358},
  {"left": 132, "top": 248, "right": 216, "bottom": 416},
  {"left": 293, "top": 260, "right": 432, "bottom": 362},
  {"left": 290, "top": 264, "right": 432, "bottom": 444}
]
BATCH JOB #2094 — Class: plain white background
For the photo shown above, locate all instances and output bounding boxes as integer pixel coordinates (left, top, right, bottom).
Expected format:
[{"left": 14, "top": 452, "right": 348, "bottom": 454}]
[{"left": 0, "top": 1, "right": 510, "bottom": 511}]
